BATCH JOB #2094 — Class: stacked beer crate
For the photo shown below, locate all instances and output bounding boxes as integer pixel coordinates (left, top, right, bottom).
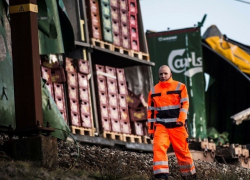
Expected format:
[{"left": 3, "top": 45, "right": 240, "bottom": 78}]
[
  {"left": 85, "top": 0, "right": 102, "bottom": 40},
  {"left": 128, "top": 0, "right": 139, "bottom": 51},
  {"left": 99, "top": 0, "right": 113, "bottom": 43},
  {"left": 110, "top": 0, "right": 121, "bottom": 47},
  {"left": 65, "top": 58, "right": 95, "bottom": 136},
  {"left": 94, "top": 65, "right": 134, "bottom": 141},
  {"left": 40, "top": 56, "right": 68, "bottom": 122},
  {"left": 119, "top": 0, "right": 130, "bottom": 49},
  {"left": 127, "top": 89, "right": 152, "bottom": 144}
]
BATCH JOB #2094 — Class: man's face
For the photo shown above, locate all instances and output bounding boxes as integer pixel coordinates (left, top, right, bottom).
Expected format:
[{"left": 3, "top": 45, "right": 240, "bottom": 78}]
[{"left": 159, "top": 66, "right": 171, "bottom": 82}]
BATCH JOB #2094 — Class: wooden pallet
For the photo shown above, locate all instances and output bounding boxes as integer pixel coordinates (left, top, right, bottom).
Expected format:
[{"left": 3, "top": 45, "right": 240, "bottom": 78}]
[
  {"left": 131, "top": 50, "right": 142, "bottom": 59},
  {"left": 142, "top": 136, "right": 153, "bottom": 144},
  {"left": 122, "top": 134, "right": 142, "bottom": 143},
  {"left": 91, "top": 38, "right": 150, "bottom": 61},
  {"left": 141, "top": 52, "right": 150, "bottom": 61},
  {"left": 91, "top": 38, "right": 114, "bottom": 51},
  {"left": 70, "top": 126, "right": 95, "bottom": 136},
  {"left": 102, "top": 131, "right": 123, "bottom": 141},
  {"left": 113, "top": 45, "right": 124, "bottom": 54}
]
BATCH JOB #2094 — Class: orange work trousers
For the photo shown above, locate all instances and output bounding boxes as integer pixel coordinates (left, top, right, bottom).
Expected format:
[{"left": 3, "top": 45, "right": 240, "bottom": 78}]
[{"left": 153, "top": 124, "right": 196, "bottom": 177}]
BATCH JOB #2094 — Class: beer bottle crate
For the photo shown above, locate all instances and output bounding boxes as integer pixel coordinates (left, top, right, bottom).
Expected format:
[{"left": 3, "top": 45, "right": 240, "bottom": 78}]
[
  {"left": 89, "top": 0, "right": 100, "bottom": 13},
  {"left": 120, "top": 9, "right": 129, "bottom": 24},
  {"left": 45, "top": 82, "right": 54, "bottom": 99},
  {"left": 112, "top": 19, "right": 120, "bottom": 34},
  {"left": 129, "top": 25, "right": 139, "bottom": 41},
  {"left": 69, "top": 110, "right": 81, "bottom": 127},
  {"left": 120, "top": 23, "right": 129, "bottom": 37},
  {"left": 53, "top": 83, "right": 65, "bottom": 99},
  {"left": 129, "top": 107, "right": 147, "bottom": 121},
  {"left": 80, "top": 112, "right": 93, "bottom": 128},
  {"left": 116, "top": 68, "right": 125, "bottom": 82},
  {"left": 118, "top": 80, "right": 128, "bottom": 95},
  {"left": 79, "top": 86, "right": 90, "bottom": 102},
  {"left": 98, "top": 91, "right": 108, "bottom": 105},
  {"left": 86, "top": 0, "right": 102, "bottom": 40},
  {"left": 105, "top": 66, "right": 116, "bottom": 76},
  {"left": 60, "top": 110, "right": 67, "bottom": 123},
  {"left": 51, "top": 67, "right": 66, "bottom": 83},
  {"left": 111, "top": 6, "right": 120, "bottom": 21},
  {"left": 65, "top": 57, "right": 77, "bottom": 73},
  {"left": 120, "top": 120, "right": 131, "bottom": 134},
  {"left": 80, "top": 100, "right": 91, "bottom": 115},
  {"left": 119, "top": 107, "right": 130, "bottom": 121},
  {"left": 92, "top": 25, "right": 103, "bottom": 40},
  {"left": 110, "top": 0, "right": 119, "bottom": 8},
  {"left": 102, "top": 27, "right": 113, "bottom": 43},
  {"left": 107, "top": 77, "right": 118, "bottom": 94},
  {"left": 109, "top": 105, "right": 119, "bottom": 120},
  {"left": 113, "top": 32, "right": 121, "bottom": 46},
  {"left": 77, "top": 59, "right": 90, "bottom": 75},
  {"left": 127, "top": 89, "right": 140, "bottom": 109},
  {"left": 128, "top": 0, "right": 138, "bottom": 13},
  {"left": 131, "top": 121, "right": 144, "bottom": 136},
  {"left": 111, "top": 118, "right": 122, "bottom": 133},
  {"left": 91, "top": 12, "right": 102, "bottom": 27},
  {"left": 131, "top": 36, "right": 140, "bottom": 51},
  {"left": 120, "top": 0, "right": 128, "bottom": 11},
  {"left": 41, "top": 66, "right": 52, "bottom": 84},
  {"left": 108, "top": 93, "right": 118, "bottom": 107},
  {"left": 120, "top": 35, "right": 130, "bottom": 49},
  {"left": 100, "top": 0, "right": 110, "bottom": 5},
  {"left": 66, "top": 72, "right": 78, "bottom": 87},
  {"left": 94, "top": 64, "right": 106, "bottom": 74},
  {"left": 99, "top": 117, "right": 112, "bottom": 131},
  {"left": 102, "top": 15, "right": 112, "bottom": 29},
  {"left": 40, "top": 56, "right": 60, "bottom": 69},
  {"left": 129, "top": 12, "right": 138, "bottom": 27},
  {"left": 78, "top": 73, "right": 88, "bottom": 88},
  {"left": 54, "top": 96, "right": 66, "bottom": 112},
  {"left": 118, "top": 94, "right": 127, "bottom": 108}
]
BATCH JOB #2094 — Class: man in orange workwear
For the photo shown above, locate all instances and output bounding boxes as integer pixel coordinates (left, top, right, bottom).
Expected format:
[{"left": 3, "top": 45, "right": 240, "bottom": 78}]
[{"left": 148, "top": 65, "right": 196, "bottom": 180}]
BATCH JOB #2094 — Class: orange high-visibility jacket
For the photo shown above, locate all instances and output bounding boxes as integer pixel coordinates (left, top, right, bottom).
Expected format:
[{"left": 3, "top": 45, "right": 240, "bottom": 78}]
[{"left": 147, "top": 77, "right": 189, "bottom": 134}]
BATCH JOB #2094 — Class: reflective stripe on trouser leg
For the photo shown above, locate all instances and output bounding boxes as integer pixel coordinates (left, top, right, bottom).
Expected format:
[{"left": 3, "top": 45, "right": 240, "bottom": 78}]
[
  {"left": 153, "top": 124, "right": 170, "bottom": 174},
  {"left": 166, "top": 126, "right": 196, "bottom": 176}
]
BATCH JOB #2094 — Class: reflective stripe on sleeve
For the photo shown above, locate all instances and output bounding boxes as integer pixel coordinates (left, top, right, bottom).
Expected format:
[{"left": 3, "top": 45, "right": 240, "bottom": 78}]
[
  {"left": 156, "top": 118, "right": 177, "bottom": 123},
  {"left": 154, "top": 168, "right": 169, "bottom": 174},
  {"left": 176, "top": 82, "right": 182, "bottom": 90},
  {"left": 153, "top": 161, "right": 168, "bottom": 166},
  {"left": 179, "top": 163, "right": 194, "bottom": 170},
  {"left": 180, "top": 108, "right": 188, "bottom": 113},
  {"left": 148, "top": 119, "right": 156, "bottom": 122},
  {"left": 181, "top": 168, "right": 196, "bottom": 176},
  {"left": 151, "top": 87, "right": 155, "bottom": 95},
  {"left": 180, "top": 97, "right": 189, "bottom": 103}
]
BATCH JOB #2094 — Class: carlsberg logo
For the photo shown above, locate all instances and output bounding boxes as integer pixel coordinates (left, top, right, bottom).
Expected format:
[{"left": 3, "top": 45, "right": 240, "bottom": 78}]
[{"left": 168, "top": 49, "right": 203, "bottom": 77}]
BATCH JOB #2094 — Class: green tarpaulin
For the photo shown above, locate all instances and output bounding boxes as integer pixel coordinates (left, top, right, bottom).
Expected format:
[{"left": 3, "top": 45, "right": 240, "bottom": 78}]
[
  {"left": 38, "top": 0, "right": 75, "bottom": 55},
  {"left": 146, "top": 27, "right": 207, "bottom": 139}
]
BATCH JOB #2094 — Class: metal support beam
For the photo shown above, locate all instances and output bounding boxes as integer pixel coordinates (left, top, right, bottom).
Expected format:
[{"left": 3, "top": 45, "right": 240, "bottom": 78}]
[{"left": 9, "top": 0, "right": 43, "bottom": 130}]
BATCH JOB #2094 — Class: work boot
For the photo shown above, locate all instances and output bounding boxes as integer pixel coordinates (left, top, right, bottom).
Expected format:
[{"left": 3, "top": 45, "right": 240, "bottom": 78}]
[
  {"left": 181, "top": 173, "right": 197, "bottom": 180},
  {"left": 154, "top": 173, "right": 169, "bottom": 180}
]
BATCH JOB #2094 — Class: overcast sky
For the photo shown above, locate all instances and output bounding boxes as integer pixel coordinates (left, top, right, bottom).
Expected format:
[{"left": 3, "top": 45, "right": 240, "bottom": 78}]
[{"left": 140, "top": 0, "right": 250, "bottom": 45}]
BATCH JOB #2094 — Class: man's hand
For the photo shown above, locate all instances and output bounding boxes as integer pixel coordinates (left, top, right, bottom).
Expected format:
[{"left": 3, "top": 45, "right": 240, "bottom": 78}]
[
  {"left": 149, "top": 134, "right": 154, "bottom": 140},
  {"left": 176, "top": 122, "right": 183, "bottom": 126}
]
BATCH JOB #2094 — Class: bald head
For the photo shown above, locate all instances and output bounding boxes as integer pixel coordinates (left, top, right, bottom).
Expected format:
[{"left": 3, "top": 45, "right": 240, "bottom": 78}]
[{"left": 159, "top": 65, "right": 172, "bottom": 82}]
